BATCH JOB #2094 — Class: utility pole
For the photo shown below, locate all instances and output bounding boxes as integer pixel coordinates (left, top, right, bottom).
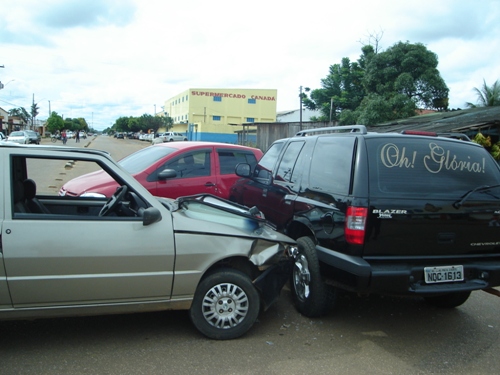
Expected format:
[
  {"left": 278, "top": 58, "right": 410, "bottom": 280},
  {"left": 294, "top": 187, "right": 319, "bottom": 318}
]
[{"left": 299, "top": 86, "right": 303, "bottom": 130}]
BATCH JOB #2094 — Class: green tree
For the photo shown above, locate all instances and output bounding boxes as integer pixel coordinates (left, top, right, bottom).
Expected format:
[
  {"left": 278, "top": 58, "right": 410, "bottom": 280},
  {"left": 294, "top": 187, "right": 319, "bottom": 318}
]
[
  {"left": 31, "top": 102, "right": 39, "bottom": 127},
  {"left": 303, "top": 56, "right": 366, "bottom": 122},
  {"left": 361, "top": 41, "right": 449, "bottom": 124},
  {"left": 466, "top": 79, "right": 500, "bottom": 107},
  {"left": 45, "top": 111, "right": 65, "bottom": 134},
  {"left": 304, "top": 41, "right": 449, "bottom": 126},
  {"left": 8, "top": 107, "right": 30, "bottom": 124}
]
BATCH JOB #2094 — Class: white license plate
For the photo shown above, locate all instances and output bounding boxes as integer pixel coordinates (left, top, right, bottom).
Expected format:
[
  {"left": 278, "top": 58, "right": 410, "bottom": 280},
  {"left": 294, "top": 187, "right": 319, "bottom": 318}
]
[{"left": 424, "top": 265, "right": 464, "bottom": 284}]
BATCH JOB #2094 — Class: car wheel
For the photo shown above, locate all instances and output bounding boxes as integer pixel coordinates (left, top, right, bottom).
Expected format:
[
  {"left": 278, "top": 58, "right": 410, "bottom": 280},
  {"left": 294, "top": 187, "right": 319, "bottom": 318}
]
[
  {"left": 189, "top": 268, "right": 260, "bottom": 340},
  {"left": 291, "top": 236, "right": 336, "bottom": 317},
  {"left": 424, "top": 291, "right": 471, "bottom": 308}
]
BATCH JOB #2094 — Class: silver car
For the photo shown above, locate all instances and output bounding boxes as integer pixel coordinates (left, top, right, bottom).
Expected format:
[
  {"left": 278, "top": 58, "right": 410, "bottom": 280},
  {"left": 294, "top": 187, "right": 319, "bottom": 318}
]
[
  {"left": 160, "top": 132, "right": 188, "bottom": 142},
  {"left": 1, "top": 143, "right": 296, "bottom": 340},
  {"left": 6, "top": 130, "right": 30, "bottom": 144}
]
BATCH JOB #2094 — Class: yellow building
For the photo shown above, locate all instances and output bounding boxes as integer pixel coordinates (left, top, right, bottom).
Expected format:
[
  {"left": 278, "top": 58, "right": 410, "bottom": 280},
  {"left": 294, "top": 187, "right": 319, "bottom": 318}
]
[{"left": 162, "top": 88, "right": 277, "bottom": 143}]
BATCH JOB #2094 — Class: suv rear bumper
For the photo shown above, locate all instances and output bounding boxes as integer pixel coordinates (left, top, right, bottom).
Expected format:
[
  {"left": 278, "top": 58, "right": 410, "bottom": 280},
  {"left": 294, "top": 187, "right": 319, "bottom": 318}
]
[{"left": 316, "top": 245, "right": 500, "bottom": 295}]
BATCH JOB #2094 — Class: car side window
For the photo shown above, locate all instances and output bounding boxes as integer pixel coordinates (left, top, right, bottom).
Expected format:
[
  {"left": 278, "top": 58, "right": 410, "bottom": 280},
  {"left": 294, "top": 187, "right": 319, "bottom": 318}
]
[
  {"left": 253, "top": 142, "right": 284, "bottom": 178},
  {"left": 164, "top": 151, "right": 211, "bottom": 178},
  {"left": 11, "top": 155, "right": 145, "bottom": 220},
  {"left": 309, "top": 137, "right": 355, "bottom": 195},
  {"left": 275, "top": 141, "right": 305, "bottom": 183},
  {"left": 218, "top": 150, "right": 258, "bottom": 175}
]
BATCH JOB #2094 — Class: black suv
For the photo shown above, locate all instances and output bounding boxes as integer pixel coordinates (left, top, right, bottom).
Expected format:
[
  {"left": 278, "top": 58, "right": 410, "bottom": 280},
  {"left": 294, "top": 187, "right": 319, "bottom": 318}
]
[{"left": 231, "top": 125, "right": 500, "bottom": 317}]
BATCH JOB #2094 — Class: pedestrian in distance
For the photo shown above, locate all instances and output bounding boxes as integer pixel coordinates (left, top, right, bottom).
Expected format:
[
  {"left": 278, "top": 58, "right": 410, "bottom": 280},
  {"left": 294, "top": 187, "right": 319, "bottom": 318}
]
[
  {"left": 75, "top": 130, "right": 80, "bottom": 143},
  {"left": 62, "top": 130, "right": 67, "bottom": 145}
]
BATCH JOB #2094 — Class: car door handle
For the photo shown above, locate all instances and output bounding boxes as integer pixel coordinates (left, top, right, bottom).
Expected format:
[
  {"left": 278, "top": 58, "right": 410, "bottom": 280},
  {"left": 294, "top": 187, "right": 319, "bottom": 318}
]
[{"left": 205, "top": 182, "right": 216, "bottom": 187}]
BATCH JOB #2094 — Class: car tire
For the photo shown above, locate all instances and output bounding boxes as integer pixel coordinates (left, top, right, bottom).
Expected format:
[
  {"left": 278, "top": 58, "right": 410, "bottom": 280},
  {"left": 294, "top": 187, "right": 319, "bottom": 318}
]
[
  {"left": 189, "top": 268, "right": 260, "bottom": 340},
  {"left": 291, "top": 236, "right": 336, "bottom": 317},
  {"left": 424, "top": 291, "right": 471, "bottom": 308}
]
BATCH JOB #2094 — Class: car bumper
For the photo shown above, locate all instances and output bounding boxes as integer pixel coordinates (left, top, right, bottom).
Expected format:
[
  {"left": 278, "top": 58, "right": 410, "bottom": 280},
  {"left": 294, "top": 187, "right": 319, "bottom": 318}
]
[
  {"left": 316, "top": 245, "right": 500, "bottom": 295},
  {"left": 253, "top": 258, "right": 294, "bottom": 310}
]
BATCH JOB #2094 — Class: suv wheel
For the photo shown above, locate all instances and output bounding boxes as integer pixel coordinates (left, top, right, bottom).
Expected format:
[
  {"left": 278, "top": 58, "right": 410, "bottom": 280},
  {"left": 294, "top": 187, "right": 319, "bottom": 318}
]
[
  {"left": 424, "top": 291, "right": 471, "bottom": 308},
  {"left": 189, "top": 268, "right": 260, "bottom": 340},
  {"left": 291, "top": 236, "right": 335, "bottom": 317}
]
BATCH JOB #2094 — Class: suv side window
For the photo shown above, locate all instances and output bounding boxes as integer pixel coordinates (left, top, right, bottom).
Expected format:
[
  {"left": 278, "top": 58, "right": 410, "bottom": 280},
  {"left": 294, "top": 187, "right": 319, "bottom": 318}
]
[
  {"left": 253, "top": 142, "right": 284, "bottom": 179},
  {"left": 309, "top": 136, "right": 355, "bottom": 195},
  {"left": 276, "top": 141, "right": 305, "bottom": 183}
]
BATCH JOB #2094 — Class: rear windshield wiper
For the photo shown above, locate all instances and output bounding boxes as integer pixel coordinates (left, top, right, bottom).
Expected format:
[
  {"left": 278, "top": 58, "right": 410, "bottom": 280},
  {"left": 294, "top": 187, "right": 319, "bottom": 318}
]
[{"left": 453, "top": 184, "right": 500, "bottom": 209}]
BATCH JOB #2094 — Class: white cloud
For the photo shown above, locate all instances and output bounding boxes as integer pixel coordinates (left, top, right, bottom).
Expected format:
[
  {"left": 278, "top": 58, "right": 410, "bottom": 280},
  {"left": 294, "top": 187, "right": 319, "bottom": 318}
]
[{"left": 1, "top": 0, "right": 499, "bottom": 130}]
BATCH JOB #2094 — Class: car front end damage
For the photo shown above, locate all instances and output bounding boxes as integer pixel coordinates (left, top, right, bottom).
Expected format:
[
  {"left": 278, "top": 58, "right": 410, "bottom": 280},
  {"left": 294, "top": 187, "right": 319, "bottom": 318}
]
[{"left": 167, "top": 194, "right": 298, "bottom": 310}]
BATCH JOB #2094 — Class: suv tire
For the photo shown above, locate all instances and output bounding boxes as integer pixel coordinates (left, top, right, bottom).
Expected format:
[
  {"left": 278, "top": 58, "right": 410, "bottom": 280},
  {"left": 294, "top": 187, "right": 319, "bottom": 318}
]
[
  {"left": 424, "top": 291, "right": 471, "bottom": 308},
  {"left": 190, "top": 268, "right": 260, "bottom": 340},
  {"left": 291, "top": 236, "right": 336, "bottom": 317}
]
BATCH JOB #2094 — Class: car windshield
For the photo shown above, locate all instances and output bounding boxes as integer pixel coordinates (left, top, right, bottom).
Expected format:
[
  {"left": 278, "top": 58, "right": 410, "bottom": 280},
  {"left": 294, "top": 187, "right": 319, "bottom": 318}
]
[
  {"left": 10, "top": 131, "right": 24, "bottom": 136},
  {"left": 119, "top": 145, "right": 177, "bottom": 174}
]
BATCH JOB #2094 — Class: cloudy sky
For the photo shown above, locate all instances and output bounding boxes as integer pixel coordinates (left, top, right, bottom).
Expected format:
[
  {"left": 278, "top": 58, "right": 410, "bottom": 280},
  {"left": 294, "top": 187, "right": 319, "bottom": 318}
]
[{"left": 1, "top": 0, "right": 499, "bottom": 130}]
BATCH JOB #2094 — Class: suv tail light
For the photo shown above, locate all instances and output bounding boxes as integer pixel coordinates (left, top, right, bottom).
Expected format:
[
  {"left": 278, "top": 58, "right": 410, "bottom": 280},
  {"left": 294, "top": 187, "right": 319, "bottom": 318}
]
[{"left": 345, "top": 206, "right": 368, "bottom": 245}]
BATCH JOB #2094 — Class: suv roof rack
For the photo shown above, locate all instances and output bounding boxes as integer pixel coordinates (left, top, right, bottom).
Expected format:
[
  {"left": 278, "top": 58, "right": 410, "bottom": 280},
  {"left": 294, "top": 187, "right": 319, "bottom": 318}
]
[{"left": 295, "top": 125, "right": 367, "bottom": 137}]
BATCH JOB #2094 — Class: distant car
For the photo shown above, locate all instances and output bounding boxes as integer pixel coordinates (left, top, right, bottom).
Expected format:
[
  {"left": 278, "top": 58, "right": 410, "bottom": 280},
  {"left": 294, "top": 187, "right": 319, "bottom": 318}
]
[
  {"left": 160, "top": 132, "right": 188, "bottom": 142},
  {"left": 79, "top": 132, "right": 87, "bottom": 139},
  {"left": 116, "top": 133, "right": 124, "bottom": 139},
  {"left": 60, "top": 142, "right": 263, "bottom": 200},
  {"left": 26, "top": 130, "right": 41, "bottom": 144},
  {"left": 6, "top": 131, "right": 30, "bottom": 144}
]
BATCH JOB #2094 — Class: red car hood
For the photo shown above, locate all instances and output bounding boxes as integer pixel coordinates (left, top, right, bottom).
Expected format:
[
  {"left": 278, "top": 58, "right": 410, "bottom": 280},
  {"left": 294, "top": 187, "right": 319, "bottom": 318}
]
[{"left": 60, "top": 169, "right": 120, "bottom": 197}]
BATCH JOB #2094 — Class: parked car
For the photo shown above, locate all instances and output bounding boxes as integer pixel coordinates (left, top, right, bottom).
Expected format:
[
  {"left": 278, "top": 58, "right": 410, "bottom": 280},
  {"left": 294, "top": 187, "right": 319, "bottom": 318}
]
[
  {"left": 231, "top": 125, "right": 500, "bottom": 317},
  {"left": 1, "top": 142, "right": 296, "bottom": 339},
  {"left": 116, "top": 133, "right": 124, "bottom": 139},
  {"left": 159, "top": 132, "right": 188, "bottom": 142},
  {"left": 0, "top": 132, "right": 6, "bottom": 141},
  {"left": 79, "top": 132, "right": 87, "bottom": 139},
  {"left": 26, "top": 130, "right": 41, "bottom": 144},
  {"left": 60, "top": 142, "right": 263, "bottom": 199},
  {"left": 6, "top": 131, "right": 30, "bottom": 144}
]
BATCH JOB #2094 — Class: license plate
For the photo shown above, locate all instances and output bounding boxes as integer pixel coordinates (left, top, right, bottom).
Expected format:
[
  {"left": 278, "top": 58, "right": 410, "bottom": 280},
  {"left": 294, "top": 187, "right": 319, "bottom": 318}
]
[{"left": 424, "top": 265, "right": 464, "bottom": 284}]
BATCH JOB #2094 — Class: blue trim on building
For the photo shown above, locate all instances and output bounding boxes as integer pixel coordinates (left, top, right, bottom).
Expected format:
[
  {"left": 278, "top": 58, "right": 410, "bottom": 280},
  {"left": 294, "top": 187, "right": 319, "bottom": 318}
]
[{"left": 187, "top": 131, "right": 256, "bottom": 144}]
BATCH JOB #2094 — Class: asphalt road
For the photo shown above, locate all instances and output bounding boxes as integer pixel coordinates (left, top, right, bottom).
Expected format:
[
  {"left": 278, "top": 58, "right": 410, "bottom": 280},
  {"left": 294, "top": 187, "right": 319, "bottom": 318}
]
[{"left": 2, "top": 136, "right": 500, "bottom": 375}]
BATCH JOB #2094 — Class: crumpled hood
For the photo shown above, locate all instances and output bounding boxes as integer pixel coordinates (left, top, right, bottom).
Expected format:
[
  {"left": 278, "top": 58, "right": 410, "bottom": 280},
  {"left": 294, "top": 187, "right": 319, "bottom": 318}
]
[{"left": 161, "top": 195, "right": 295, "bottom": 245}]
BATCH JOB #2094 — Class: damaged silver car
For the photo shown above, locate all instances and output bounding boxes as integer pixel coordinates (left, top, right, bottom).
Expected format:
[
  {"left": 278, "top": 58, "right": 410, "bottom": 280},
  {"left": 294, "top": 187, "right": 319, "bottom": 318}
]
[{"left": 1, "top": 143, "right": 296, "bottom": 340}]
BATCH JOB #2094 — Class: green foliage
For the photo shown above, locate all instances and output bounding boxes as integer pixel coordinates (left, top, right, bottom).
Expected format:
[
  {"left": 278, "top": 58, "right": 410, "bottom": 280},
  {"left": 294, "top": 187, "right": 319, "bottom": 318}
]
[
  {"left": 30, "top": 102, "right": 39, "bottom": 125},
  {"left": 466, "top": 79, "right": 500, "bottom": 108},
  {"left": 472, "top": 132, "right": 500, "bottom": 160},
  {"left": 303, "top": 40, "right": 449, "bottom": 126},
  {"left": 113, "top": 114, "right": 173, "bottom": 133},
  {"left": 304, "top": 57, "right": 365, "bottom": 121},
  {"left": 63, "top": 117, "right": 88, "bottom": 131},
  {"left": 8, "top": 107, "right": 30, "bottom": 124},
  {"left": 46, "top": 111, "right": 65, "bottom": 134}
]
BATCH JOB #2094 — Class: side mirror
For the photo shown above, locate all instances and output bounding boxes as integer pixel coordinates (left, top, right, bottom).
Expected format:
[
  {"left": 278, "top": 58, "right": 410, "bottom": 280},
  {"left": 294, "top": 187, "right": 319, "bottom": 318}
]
[
  {"left": 235, "top": 163, "right": 251, "bottom": 177},
  {"left": 143, "top": 207, "right": 162, "bottom": 226},
  {"left": 158, "top": 169, "right": 177, "bottom": 180}
]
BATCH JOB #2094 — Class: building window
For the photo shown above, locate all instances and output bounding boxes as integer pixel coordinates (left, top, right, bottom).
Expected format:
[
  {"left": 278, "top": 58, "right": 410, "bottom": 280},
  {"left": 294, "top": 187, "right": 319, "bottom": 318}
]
[
  {"left": 213, "top": 116, "right": 221, "bottom": 121},
  {"left": 246, "top": 118, "right": 255, "bottom": 123},
  {"left": 248, "top": 98, "right": 256, "bottom": 104},
  {"left": 213, "top": 96, "right": 222, "bottom": 102}
]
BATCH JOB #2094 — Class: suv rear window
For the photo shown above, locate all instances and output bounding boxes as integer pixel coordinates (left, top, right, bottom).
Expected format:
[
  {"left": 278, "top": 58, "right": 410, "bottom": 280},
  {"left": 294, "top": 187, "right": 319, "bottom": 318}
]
[{"left": 366, "top": 137, "right": 500, "bottom": 198}]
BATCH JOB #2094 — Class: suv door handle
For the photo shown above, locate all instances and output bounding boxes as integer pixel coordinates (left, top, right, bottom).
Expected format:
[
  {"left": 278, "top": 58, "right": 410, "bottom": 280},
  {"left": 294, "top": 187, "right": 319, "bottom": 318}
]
[{"left": 205, "top": 182, "right": 216, "bottom": 187}]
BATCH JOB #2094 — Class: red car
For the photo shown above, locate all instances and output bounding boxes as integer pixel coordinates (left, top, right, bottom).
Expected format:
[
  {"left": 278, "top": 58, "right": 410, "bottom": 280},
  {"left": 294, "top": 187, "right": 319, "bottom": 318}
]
[{"left": 60, "top": 141, "right": 263, "bottom": 199}]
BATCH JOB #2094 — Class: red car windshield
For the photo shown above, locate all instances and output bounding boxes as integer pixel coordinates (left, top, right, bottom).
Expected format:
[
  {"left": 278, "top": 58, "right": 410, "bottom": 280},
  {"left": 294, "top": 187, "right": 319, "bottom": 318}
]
[{"left": 119, "top": 146, "right": 177, "bottom": 174}]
